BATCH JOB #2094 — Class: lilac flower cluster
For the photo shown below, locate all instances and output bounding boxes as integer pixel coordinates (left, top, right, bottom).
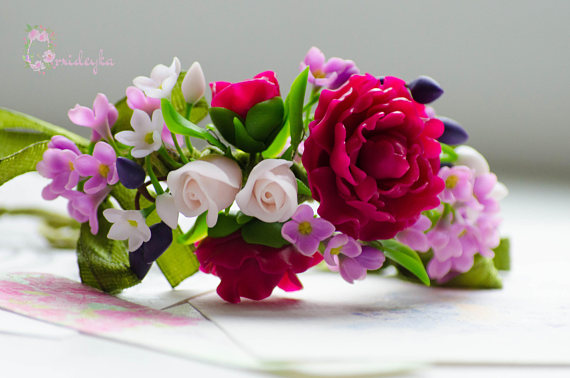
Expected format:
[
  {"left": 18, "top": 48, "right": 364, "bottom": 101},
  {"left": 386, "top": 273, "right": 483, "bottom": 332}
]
[
  {"left": 282, "top": 205, "right": 385, "bottom": 283},
  {"left": 396, "top": 150, "right": 507, "bottom": 282}
]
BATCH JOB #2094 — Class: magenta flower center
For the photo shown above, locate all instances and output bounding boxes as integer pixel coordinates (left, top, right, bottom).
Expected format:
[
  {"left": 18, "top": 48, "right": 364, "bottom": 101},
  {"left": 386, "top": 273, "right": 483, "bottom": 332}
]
[
  {"left": 446, "top": 175, "right": 458, "bottom": 189},
  {"left": 298, "top": 221, "right": 312, "bottom": 235},
  {"left": 99, "top": 164, "right": 110, "bottom": 178}
]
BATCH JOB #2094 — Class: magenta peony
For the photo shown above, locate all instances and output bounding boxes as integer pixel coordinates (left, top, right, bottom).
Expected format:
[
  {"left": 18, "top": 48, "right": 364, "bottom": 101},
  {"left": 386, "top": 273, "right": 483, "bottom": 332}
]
[
  {"left": 195, "top": 232, "right": 322, "bottom": 303},
  {"left": 303, "top": 74, "right": 445, "bottom": 241}
]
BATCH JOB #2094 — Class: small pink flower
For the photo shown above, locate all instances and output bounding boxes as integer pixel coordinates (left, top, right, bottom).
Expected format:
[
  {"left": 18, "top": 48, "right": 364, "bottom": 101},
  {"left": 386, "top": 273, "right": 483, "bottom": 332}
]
[
  {"left": 125, "top": 86, "right": 161, "bottom": 115},
  {"left": 74, "top": 142, "right": 119, "bottom": 194},
  {"left": 68, "top": 93, "right": 118, "bottom": 142},
  {"left": 28, "top": 29, "right": 40, "bottom": 41},
  {"left": 42, "top": 50, "right": 55, "bottom": 63},
  {"left": 37, "top": 31, "right": 49, "bottom": 42},
  {"left": 63, "top": 188, "right": 110, "bottom": 235},
  {"left": 439, "top": 166, "right": 474, "bottom": 204},
  {"left": 281, "top": 204, "right": 334, "bottom": 256},
  {"left": 30, "top": 60, "right": 45, "bottom": 72},
  {"left": 395, "top": 215, "right": 432, "bottom": 252},
  {"left": 36, "top": 136, "right": 81, "bottom": 200}
]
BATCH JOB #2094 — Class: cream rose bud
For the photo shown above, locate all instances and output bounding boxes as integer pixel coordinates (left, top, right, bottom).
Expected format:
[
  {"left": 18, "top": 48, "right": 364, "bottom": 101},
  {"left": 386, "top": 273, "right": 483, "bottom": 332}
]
[
  {"left": 181, "top": 61, "right": 206, "bottom": 104},
  {"left": 166, "top": 156, "right": 242, "bottom": 227},
  {"left": 236, "top": 159, "right": 298, "bottom": 223}
]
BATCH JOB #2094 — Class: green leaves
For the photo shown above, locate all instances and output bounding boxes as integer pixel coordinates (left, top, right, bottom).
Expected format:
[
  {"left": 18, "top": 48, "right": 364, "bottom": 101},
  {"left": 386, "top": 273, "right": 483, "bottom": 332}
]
[
  {"left": 440, "top": 143, "right": 458, "bottom": 164},
  {"left": 286, "top": 67, "right": 309, "bottom": 160},
  {"left": 245, "top": 97, "right": 285, "bottom": 141},
  {"left": 76, "top": 202, "right": 140, "bottom": 294},
  {"left": 178, "top": 211, "right": 208, "bottom": 245},
  {"left": 241, "top": 219, "right": 288, "bottom": 248},
  {"left": 376, "top": 239, "right": 431, "bottom": 286},
  {"left": 440, "top": 255, "right": 502, "bottom": 289},
  {"left": 0, "top": 129, "right": 50, "bottom": 158},
  {"left": 0, "top": 141, "right": 49, "bottom": 186},
  {"left": 156, "top": 229, "right": 200, "bottom": 288},
  {"left": 162, "top": 98, "right": 226, "bottom": 151},
  {"left": 208, "top": 213, "right": 242, "bottom": 238},
  {"left": 493, "top": 237, "right": 510, "bottom": 271},
  {"left": 233, "top": 117, "right": 266, "bottom": 152},
  {"left": 297, "top": 178, "right": 312, "bottom": 197},
  {"left": 0, "top": 107, "right": 88, "bottom": 148}
]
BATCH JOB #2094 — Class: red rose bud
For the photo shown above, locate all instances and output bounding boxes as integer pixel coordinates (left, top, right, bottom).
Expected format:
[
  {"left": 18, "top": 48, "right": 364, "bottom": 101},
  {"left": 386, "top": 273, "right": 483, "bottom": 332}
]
[
  {"left": 129, "top": 247, "right": 152, "bottom": 280},
  {"left": 408, "top": 75, "right": 444, "bottom": 104},
  {"left": 116, "top": 157, "right": 145, "bottom": 189},
  {"left": 196, "top": 232, "right": 322, "bottom": 303},
  {"left": 438, "top": 117, "right": 469, "bottom": 145},
  {"left": 143, "top": 222, "right": 173, "bottom": 263},
  {"left": 303, "top": 74, "right": 445, "bottom": 241},
  {"left": 209, "top": 71, "right": 284, "bottom": 153}
]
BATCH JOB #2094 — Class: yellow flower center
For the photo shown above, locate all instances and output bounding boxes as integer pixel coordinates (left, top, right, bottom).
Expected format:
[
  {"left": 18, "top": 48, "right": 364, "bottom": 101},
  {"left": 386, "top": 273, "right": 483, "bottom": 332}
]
[
  {"left": 313, "top": 69, "right": 326, "bottom": 79},
  {"left": 68, "top": 161, "right": 74, "bottom": 171},
  {"left": 446, "top": 175, "right": 458, "bottom": 189},
  {"left": 99, "top": 164, "right": 109, "bottom": 178},
  {"left": 329, "top": 246, "right": 342, "bottom": 256},
  {"left": 128, "top": 219, "right": 138, "bottom": 227},
  {"left": 144, "top": 132, "right": 155, "bottom": 145},
  {"left": 298, "top": 221, "right": 312, "bottom": 235}
]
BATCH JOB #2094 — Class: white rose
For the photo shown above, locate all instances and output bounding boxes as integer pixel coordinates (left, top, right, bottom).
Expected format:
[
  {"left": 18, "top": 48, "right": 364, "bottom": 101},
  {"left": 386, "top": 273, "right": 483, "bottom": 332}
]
[
  {"left": 236, "top": 159, "right": 297, "bottom": 223},
  {"left": 167, "top": 156, "right": 242, "bottom": 227}
]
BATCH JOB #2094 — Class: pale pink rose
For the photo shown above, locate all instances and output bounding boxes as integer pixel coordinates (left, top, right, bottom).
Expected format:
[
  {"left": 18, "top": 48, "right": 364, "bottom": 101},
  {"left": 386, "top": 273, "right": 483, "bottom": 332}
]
[
  {"left": 166, "top": 156, "right": 242, "bottom": 227},
  {"left": 37, "top": 31, "right": 49, "bottom": 42},
  {"left": 236, "top": 159, "right": 297, "bottom": 223},
  {"left": 42, "top": 50, "right": 55, "bottom": 63},
  {"left": 28, "top": 29, "right": 40, "bottom": 41}
]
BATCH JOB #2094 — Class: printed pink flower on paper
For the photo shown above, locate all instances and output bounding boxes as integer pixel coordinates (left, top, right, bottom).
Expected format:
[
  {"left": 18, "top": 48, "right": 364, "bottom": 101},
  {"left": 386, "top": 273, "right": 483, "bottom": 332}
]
[
  {"left": 68, "top": 93, "right": 118, "bottom": 142},
  {"left": 28, "top": 29, "right": 40, "bottom": 41},
  {"left": 36, "top": 136, "right": 81, "bottom": 200},
  {"left": 42, "top": 50, "right": 56, "bottom": 64},
  {"left": 74, "top": 142, "right": 119, "bottom": 194},
  {"left": 62, "top": 187, "right": 110, "bottom": 235},
  {"left": 30, "top": 60, "right": 45, "bottom": 72},
  {"left": 37, "top": 31, "right": 49, "bottom": 42}
]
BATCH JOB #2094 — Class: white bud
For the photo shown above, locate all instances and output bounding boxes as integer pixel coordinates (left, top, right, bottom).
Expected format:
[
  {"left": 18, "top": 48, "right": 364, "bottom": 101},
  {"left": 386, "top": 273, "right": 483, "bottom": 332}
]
[{"left": 181, "top": 61, "right": 206, "bottom": 104}]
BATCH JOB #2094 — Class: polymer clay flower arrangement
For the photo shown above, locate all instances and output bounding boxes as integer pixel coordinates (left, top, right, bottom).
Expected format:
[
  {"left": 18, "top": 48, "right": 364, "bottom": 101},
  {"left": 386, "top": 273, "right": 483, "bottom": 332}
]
[{"left": 0, "top": 47, "right": 510, "bottom": 303}]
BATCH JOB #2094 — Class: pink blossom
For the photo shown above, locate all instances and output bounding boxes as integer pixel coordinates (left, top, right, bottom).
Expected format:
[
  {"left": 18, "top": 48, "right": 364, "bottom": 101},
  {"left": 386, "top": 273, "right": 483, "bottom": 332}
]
[
  {"left": 125, "top": 86, "right": 161, "bottom": 115},
  {"left": 42, "top": 50, "right": 55, "bottom": 63},
  {"left": 300, "top": 47, "right": 359, "bottom": 90},
  {"left": 37, "top": 31, "right": 49, "bottom": 42},
  {"left": 281, "top": 204, "right": 335, "bottom": 256},
  {"left": 68, "top": 93, "right": 118, "bottom": 142},
  {"left": 439, "top": 166, "right": 474, "bottom": 204},
  {"left": 28, "top": 29, "right": 40, "bottom": 41},
  {"left": 396, "top": 215, "right": 432, "bottom": 252},
  {"left": 36, "top": 136, "right": 81, "bottom": 200},
  {"left": 63, "top": 188, "right": 110, "bottom": 235},
  {"left": 30, "top": 60, "right": 45, "bottom": 72},
  {"left": 74, "top": 142, "right": 118, "bottom": 194}
]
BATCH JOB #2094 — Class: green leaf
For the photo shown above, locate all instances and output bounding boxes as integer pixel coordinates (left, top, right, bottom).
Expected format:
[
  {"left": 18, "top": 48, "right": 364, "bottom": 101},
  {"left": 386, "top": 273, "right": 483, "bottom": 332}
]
[
  {"left": 245, "top": 97, "right": 285, "bottom": 142},
  {"left": 233, "top": 117, "right": 266, "bottom": 152},
  {"left": 241, "top": 219, "right": 288, "bottom": 248},
  {"left": 209, "top": 107, "right": 239, "bottom": 145},
  {"left": 287, "top": 67, "right": 309, "bottom": 157},
  {"left": 208, "top": 213, "right": 242, "bottom": 238},
  {"left": 236, "top": 211, "right": 253, "bottom": 225},
  {"left": 111, "top": 96, "right": 134, "bottom": 134},
  {"left": 178, "top": 211, "right": 208, "bottom": 245},
  {"left": 380, "top": 239, "right": 431, "bottom": 286},
  {"left": 0, "top": 141, "right": 48, "bottom": 186},
  {"left": 162, "top": 99, "right": 226, "bottom": 151},
  {"left": 0, "top": 107, "right": 88, "bottom": 148},
  {"left": 190, "top": 97, "right": 209, "bottom": 124},
  {"left": 76, "top": 202, "right": 141, "bottom": 294},
  {"left": 171, "top": 72, "right": 188, "bottom": 115},
  {"left": 493, "top": 237, "right": 510, "bottom": 271},
  {"left": 262, "top": 119, "right": 290, "bottom": 159},
  {"left": 0, "top": 129, "right": 50, "bottom": 158},
  {"left": 297, "top": 178, "right": 312, "bottom": 196},
  {"left": 440, "top": 254, "right": 502, "bottom": 289},
  {"left": 440, "top": 143, "right": 458, "bottom": 164}
]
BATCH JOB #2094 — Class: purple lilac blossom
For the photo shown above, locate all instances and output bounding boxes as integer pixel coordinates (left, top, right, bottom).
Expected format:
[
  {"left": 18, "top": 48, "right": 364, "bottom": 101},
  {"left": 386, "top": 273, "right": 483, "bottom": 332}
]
[
  {"left": 67, "top": 93, "right": 118, "bottom": 142},
  {"left": 300, "top": 47, "right": 359, "bottom": 90},
  {"left": 281, "top": 204, "right": 334, "bottom": 256},
  {"left": 63, "top": 187, "right": 110, "bottom": 235},
  {"left": 36, "top": 136, "right": 81, "bottom": 200},
  {"left": 74, "top": 141, "right": 119, "bottom": 194}
]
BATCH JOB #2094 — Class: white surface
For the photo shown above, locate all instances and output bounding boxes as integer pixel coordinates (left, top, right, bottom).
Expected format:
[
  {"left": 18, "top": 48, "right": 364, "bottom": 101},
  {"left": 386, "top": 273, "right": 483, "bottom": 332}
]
[{"left": 1, "top": 172, "right": 570, "bottom": 377}]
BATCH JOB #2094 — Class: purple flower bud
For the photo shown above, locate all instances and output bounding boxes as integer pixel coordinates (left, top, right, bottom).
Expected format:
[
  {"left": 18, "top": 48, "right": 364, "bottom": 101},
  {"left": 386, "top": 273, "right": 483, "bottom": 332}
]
[
  {"left": 438, "top": 117, "right": 469, "bottom": 145},
  {"left": 129, "top": 247, "right": 152, "bottom": 280},
  {"left": 143, "top": 222, "right": 173, "bottom": 263},
  {"left": 408, "top": 76, "right": 444, "bottom": 104},
  {"left": 116, "top": 157, "right": 145, "bottom": 189}
]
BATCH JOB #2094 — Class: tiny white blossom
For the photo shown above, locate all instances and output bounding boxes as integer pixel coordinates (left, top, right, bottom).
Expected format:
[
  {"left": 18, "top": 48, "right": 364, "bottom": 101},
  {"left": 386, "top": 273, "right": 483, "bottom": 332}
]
[
  {"left": 181, "top": 61, "right": 206, "bottom": 104},
  {"left": 116, "top": 109, "right": 164, "bottom": 158},
  {"left": 155, "top": 192, "right": 179, "bottom": 229},
  {"left": 103, "top": 208, "right": 151, "bottom": 252},
  {"left": 133, "top": 57, "right": 181, "bottom": 99}
]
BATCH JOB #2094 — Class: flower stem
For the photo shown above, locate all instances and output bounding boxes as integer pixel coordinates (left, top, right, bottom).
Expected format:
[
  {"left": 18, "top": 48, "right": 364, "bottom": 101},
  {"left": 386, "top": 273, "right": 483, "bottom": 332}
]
[
  {"left": 140, "top": 203, "right": 156, "bottom": 218},
  {"left": 158, "top": 147, "right": 183, "bottom": 169},
  {"left": 170, "top": 132, "right": 189, "bottom": 164},
  {"left": 145, "top": 156, "right": 164, "bottom": 195}
]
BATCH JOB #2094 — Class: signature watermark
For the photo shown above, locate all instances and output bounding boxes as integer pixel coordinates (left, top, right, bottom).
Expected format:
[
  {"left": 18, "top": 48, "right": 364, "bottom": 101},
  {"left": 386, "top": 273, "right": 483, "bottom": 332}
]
[{"left": 23, "top": 24, "right": 115, "bottom": 75}]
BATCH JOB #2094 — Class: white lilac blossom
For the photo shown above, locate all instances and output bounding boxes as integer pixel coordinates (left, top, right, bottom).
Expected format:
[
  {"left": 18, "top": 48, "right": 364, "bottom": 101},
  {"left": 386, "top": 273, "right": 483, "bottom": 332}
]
[
  {"left": 115, "top": 109, "right": 164, "bottom": 158},
  {"left": 103, "top": 209, "right": 152, "bottom": 252},
  {"left": 167, "top": 156, "right": 242, "bottom": 227},
  {"left": 235, "top": 159, "right": 297, "bottom": 223},
  {"left": 181, "top": 61, "right": 206, "bottom": 104},
  {"left": 133, "top": 57, "right": 181, "bottom": 99}
]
